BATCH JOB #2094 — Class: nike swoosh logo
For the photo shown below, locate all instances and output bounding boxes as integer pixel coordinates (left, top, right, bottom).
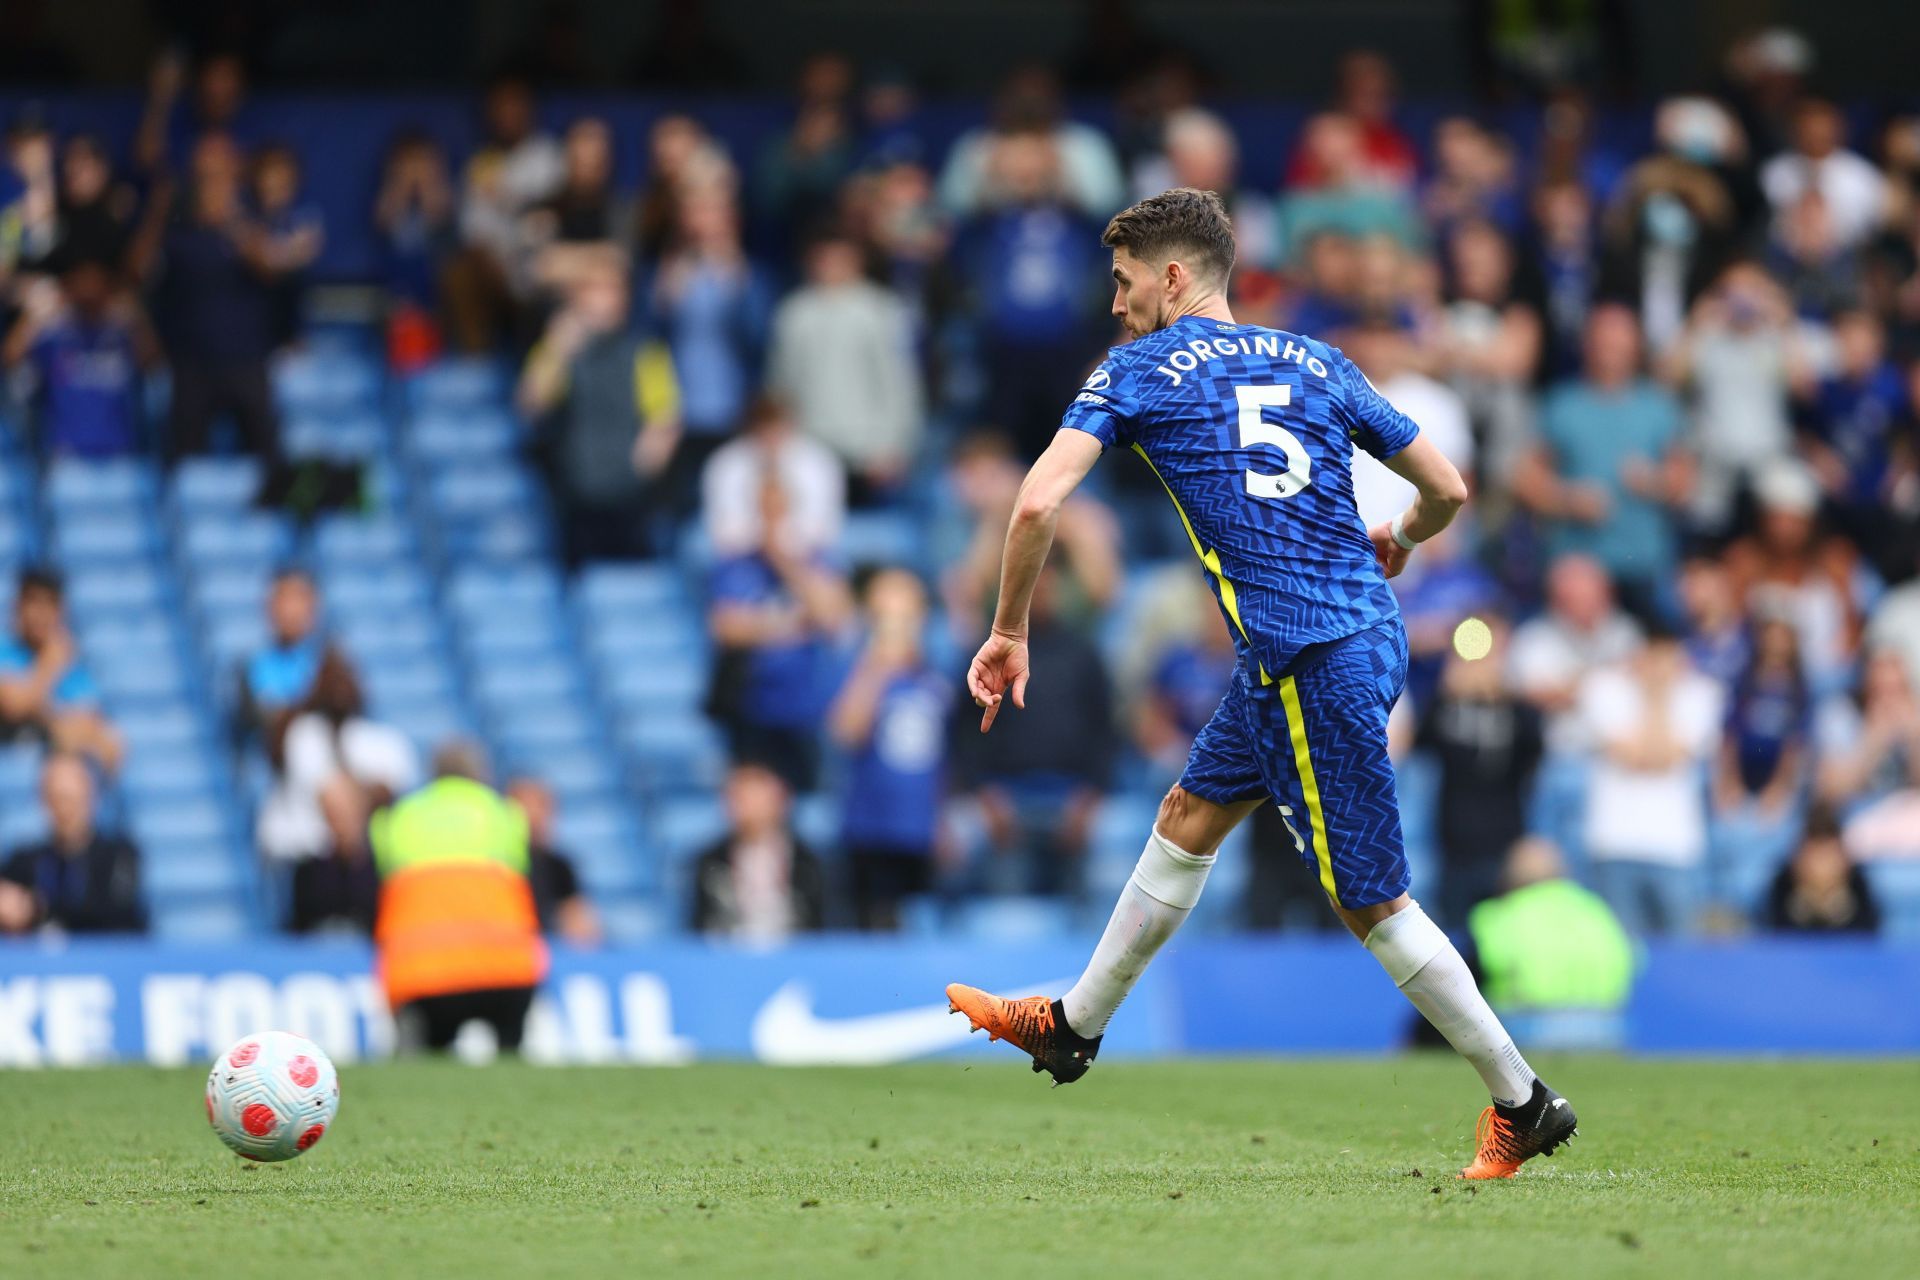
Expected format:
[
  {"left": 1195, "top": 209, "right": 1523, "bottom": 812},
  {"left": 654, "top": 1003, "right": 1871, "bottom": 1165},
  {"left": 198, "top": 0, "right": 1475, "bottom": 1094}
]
[
  {"left": 1551, "top": 1098, "right": 1569, "bottom": 1109},
  {"left": 749, "top": 978, "right": 1077, "bottom": 1066}
]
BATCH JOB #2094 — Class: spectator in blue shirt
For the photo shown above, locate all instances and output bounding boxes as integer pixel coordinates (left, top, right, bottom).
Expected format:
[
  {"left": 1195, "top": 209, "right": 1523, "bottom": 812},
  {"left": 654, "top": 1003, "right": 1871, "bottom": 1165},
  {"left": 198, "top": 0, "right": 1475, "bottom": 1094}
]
[
  {"left": 2, "top": 258, "right": 157, "bottom": 458},
  {"left": 648, "top": 187, "right": 770, "bottom": 514},
  {"left": 238, "top": 567, "right": 325, "bottom": 747},
  {"left": 1515, "top": 304, "right": 1692, "bottom": 618},
  {"left": 1716, "top": 611, "right": 1811, "bottom": 821},
  {"left": 249, "top": 142, "right": 324, "bottom": 352},
  {"left": 828, "top": 567, "right": 952, "bottom": 930},
  {"left": 960, "top": 130, "right": 1105, "bottom": 457},
  {"left": 1802, "top": 310, "right": 1909, "bottom": 571},
  {"left": 0, "top": 568, "right": 121, "bottom": 773},
  {"left": 706, "top": 475, "right": 855, "bottom": 791}
]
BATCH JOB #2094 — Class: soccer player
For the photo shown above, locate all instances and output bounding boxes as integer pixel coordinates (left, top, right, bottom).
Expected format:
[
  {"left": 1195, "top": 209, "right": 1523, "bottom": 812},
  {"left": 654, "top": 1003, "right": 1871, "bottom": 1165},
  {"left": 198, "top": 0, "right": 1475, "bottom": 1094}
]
[{"left": 946, "top": 189, "right": 1576, "bottom": 1180}]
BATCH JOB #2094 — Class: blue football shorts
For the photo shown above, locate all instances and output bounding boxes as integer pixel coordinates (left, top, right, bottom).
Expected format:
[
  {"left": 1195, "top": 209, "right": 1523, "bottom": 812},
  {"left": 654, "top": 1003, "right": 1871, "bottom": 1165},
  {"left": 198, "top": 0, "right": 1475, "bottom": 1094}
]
[{"left": 1177, "top": 617, "right": 1410, "bottom": 909}]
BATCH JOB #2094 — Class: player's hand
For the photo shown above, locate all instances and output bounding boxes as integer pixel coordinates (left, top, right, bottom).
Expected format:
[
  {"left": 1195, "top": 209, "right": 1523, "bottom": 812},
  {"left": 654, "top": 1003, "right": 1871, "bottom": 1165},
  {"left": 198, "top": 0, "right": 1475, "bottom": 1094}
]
[
  {"left": 966, "top": 628, "right": 1030, "bottom": 733},
  {"left": 1368, "top": 522, "right": 1412, "bottom": 579}
]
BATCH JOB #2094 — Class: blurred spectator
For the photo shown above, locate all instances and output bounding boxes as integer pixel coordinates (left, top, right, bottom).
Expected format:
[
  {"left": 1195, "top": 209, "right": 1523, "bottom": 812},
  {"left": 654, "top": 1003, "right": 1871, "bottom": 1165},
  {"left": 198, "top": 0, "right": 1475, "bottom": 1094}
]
[
  {"left": 1276, "top": 113, "right": 1422, "bottom": 264},
  {"left": 850, "top": 155, "right": 958, "bottom": 344},
  {"left": 701, "top": 396, "right": 845, "bottom": 557},
  {"left": 1515, "top": 304, "right": 1689, "bottom": 614},
  {"left": 517, "top": 250, "right": 681, "bottom": 565},
  {"left": 373, "top": 130, "right": 457, "bottom": 369},
  {"left": 1131, "top": 590, "right": 1238, "bottom": 780},
  {"left": 938, "top": 66, "right": 1124, "bottom": 219},
  {"left": 1602, "top": 100, "right": 1749, "bottom": 349},
  {"left": 248, "top": 143, "right": 324, "bottom": 351},
  {"left": 1416, "top": 619, "right": 1544, "bottom": 927},
  {"left": 0, "top": 568, "right": 121, "bottom": 773},
  {"left": 1715, "top": 612, "right": 1811, "bottom": 820},
  {"left": 1816, "top": 649, "right": 1920, "bottom": 812},
  {"left": 755, "top": 53, "right": 857, "bottom": 257},
  {"left": 0, "top": 754, "right": 146, "bottom": 936},
  {"left": 37, "top": 134, "right": 136, "bottom": 274},
  {"left": 828, "top": 568, "right": 952, "bottom": 931},
  {"left": 258, "top": 650, "right": 421, "bottom": 864},
  {"left": 1665, "top": 261, "right": 1806, "bottom": 533},
  {"left": 766, "top": 226, "right": 922, "bottom": 498},
  {"left": 1768, "top": 190, "right": 1862, "bottom": 317},
  {"left": 690, "top": 762, "right": 827, "bottom": 940},
  {"left": 945, "top": 432, "right": 1120, "bottom": 630},
  {"left": 649, "top": 187, "right": 771, "bottom": 498},
  {"left": 526, "top": 117, "right": 634, "bottom": 302},
  {"left": 1529, "top": 179, "right": 1602, "bottom": 379},
  {"left": 1423, "top": 117, "right": 1523, "bottom": 237},
  {"left": 950, "top": 561, "right": 1113, "bottom": 897},
  {"left": 1724, "top": 463, "right": 1864, "bottom": 690},
  {"left": 287, "top": 773, "right": 379, "bottom": 936},
  {"left": 1437, "top": 218, "right": 1541, "bottom": 483},
  {"left": 2, "top": 259, "right": 158, "bottom": 457},
  {"left": 1466, "top": 837, "right": 1634, "bottom": 1029},
  {"left": 236, "top": 567, "right": 324, "bottom": 746},
  {"left": 1802, "top": 309, "right": 1910, "bottom": 567},
  {"left": 1132, "top": 108, "right": 1276, "bottom": 270},
  {"left": 505, "top": 777, "right": 603, "bottom": 946},
  {"left": 1288, "top": 51, "right": 1418, "bottom": 192},
  {"left": 1762, "top": 98, "right": 1889, "bottom": 250},
  {"left": 1511, "top": 554, "right": 1643, "bottom": 754},
  {"left": 706, "top": 475, "right": 855, "bottom": 791},
  {"left": 635, "top": 114, "right": 736, "bottom": 261},
  {"left": 1677, "top": 553, "right": 1751, "bottom": 687},
  {"left": 134, "top": 49, "right": 252, "bottom": 178},
  {"left": 0, "top": 118, "right": 57, "bottom": 281},
  {"left": 960, "top": 131, "right": 1106, "bottom": 457},
  {"left": 372, "top": 741, "right": 546, "bottom": 1055},
  {"left": 142, "top": 135, "right": 284, "bottom": 463},
  {"left": 1344, "top": 321, "right": 1475, "bottom": 527},
  {"left": 445, "top": 74, "right": 564, "bottom": 351},
  {"left": 1576, "top": 623, "right": 1723, "bottom": 935},
  {"left": 1764, "top": 806, "right": 1881, "bottom": 933}
]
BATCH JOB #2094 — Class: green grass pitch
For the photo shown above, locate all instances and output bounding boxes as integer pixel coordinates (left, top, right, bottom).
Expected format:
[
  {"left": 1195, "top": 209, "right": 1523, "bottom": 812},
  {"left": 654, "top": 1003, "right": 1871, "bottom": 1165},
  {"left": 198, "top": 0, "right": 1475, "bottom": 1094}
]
[{"left": 2, "top": 1056, "right": 1916, "bottom": 1278}]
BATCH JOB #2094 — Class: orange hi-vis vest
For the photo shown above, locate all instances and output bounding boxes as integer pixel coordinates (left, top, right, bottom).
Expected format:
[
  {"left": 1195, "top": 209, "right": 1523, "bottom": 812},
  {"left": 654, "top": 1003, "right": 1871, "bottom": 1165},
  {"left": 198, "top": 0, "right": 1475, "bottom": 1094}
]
[{"left": 369, "top": 777, "right": 549, "bottom": 1008}]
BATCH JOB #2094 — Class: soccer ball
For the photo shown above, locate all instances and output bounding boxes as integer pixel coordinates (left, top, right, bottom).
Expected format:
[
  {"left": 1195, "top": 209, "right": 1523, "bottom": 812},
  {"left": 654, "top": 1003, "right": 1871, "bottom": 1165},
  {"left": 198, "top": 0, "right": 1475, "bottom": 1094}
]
[{"left": 205, "top": 1031, "right": 340, "bottom": 1161}]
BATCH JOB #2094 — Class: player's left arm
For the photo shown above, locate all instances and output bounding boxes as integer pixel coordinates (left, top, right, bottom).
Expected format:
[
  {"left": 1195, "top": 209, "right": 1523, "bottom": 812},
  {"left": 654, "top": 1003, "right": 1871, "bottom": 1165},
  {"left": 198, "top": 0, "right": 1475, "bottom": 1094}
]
[
  {"left": 966, "top": 428, "right": 1104, "bottom": 731},
  {"left": 1370, "top": 433, "right": 1469, "bottom": 578}
]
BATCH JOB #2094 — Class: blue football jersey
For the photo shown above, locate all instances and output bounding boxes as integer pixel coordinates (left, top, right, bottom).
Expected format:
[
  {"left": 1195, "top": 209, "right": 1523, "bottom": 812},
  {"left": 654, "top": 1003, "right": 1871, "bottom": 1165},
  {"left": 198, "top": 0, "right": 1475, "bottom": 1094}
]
[{"left": 1060, "top": 315, "right": 1420, "bottom": 680}]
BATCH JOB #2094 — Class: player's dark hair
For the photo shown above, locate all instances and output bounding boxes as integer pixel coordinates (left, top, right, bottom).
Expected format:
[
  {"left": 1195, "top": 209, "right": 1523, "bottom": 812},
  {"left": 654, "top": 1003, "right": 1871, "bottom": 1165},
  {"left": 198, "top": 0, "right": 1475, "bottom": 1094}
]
[{"left": 1101, "top": 187, "right": 1235, "bottom": 290}]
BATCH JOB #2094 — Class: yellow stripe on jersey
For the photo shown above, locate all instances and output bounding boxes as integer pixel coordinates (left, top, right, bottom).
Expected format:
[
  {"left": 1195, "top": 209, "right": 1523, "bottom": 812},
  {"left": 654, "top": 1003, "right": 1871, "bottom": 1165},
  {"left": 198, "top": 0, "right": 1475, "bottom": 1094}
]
[
  {"left": 1278, "top": 674, "right": 1338, "bottom": 904},
  {"left": 1130, "top": 443, "right": 1272, "bottom": 685}
]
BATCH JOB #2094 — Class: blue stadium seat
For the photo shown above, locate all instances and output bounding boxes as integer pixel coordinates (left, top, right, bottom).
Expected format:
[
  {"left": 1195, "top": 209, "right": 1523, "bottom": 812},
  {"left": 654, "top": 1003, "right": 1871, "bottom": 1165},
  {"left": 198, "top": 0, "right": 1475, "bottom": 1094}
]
[
  {"left": 428, "top": 462, "right": 537, "bottom": 519},
  {"left": 201, "top": 613, "right": 271, "bottom": 671},
  {"left": 333, "top": 611, "right": 442, "bottom": 661},
  {"left": 460, "top": 612, "right": 570, "bottom": 660},
  {"left": 360, "top": 656, "right": 458, "bottom": 705},
  {"left": 152, "top": 898, "right": 251, "bottom": 942},
  {"left": 839, "top": 510, "right": 927, "bottom": 570},
  {"left": 91, "top": 653, "right": 189, "bottom": 702},
  {"left": 127, "top": 797, "right": 230, "bottom": 849},
  {"left": 471, "top": 659, "right": 582, "bottom": 707},
  {"left": 171, "top": 457, "right": 262, "bottom": 513},
  {"left": 0, "top": 743, "right": 41, "bottom": 792},
  {"left": 116, "top": 705, "right": 207, "bottom": 752},
  {"left": 406, "top": 359, "right": 507, "bottom": 414},
  {"left": 65, "top": 564, "right": 168, "bottom": 617},
  {"left": 620, "top": 715, "right": 727, "bottom": 792},
  {"left": 407, "top": 409, "right": 520, "bottom": 460},
  {"left": 0, "top": 802, "right": 49, "bottom": 849},
  {"left": 321, "top": 565, "right": 432, "bottom": 615},
  {"left": 122, "top": 752, "right": 220, "bottom": 801},
  {"left": 380, "top": 699, "right": 475, "bottom": 754},
  {"left": 51, "top": 513, "right": 157, "bottom": 562},
  {"left": 951, "top": 897, "right": 1080, "bottom": 942},
  {"left": 490, "top": 705, "right": 597, "bottom": 751},
  {"left": 274, "top": 349, "right": 382, "bottom": 415},
  {"left": 1863, "top": 862, "right": 1920, "bottom": 940},
  {"left": 503, "top": 746, "right": 619, "bottom": 801},
  {"left": 284, "top": 413, "right": 389, "bottom": 462},
  {"left": 438, "top": 513, "right": 553, "bottom": 561},
  {"left": 314, "top": 513, "right": 415, "bottom": 565},
  {"left": 77, "top": 613, "right": 179, "bottom": 664},
  {"left": 0, "top": 511, "right": 35, "bottom": 562},
  {"left": 178, "top": 512, "right": 294, "bottom": 566},
  {"left": 447, "top": 562, "right": 562, "bottom": 617},
  {"left": 601, "top": 655, "right": 707, "bottom": 710},
  {"left": 652, "top": 796, "right": 728, "bottom": 860},
  {"left": 45, "top": 458, "right": 156, "bottom": 510},
  {"left": 142, "top": 839, "right": 244, "bottom": 895},
  {"left": 576, "top": 563, "right": 692, "bottom": 615}
]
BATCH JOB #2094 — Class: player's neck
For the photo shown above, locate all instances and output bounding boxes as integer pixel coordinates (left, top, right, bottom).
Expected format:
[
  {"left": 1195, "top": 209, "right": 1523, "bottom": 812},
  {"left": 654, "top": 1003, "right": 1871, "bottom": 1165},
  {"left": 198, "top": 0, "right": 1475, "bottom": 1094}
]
[{"left": 1165, "top": 292, "right": 1235, "bottom": 327}]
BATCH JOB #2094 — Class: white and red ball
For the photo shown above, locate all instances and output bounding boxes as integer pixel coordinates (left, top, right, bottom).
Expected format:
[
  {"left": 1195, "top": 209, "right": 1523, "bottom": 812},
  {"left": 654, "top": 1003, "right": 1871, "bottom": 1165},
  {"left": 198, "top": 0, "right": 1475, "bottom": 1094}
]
[{"left": 205, "top": 1031, "right": 340, "bottom": 1161}]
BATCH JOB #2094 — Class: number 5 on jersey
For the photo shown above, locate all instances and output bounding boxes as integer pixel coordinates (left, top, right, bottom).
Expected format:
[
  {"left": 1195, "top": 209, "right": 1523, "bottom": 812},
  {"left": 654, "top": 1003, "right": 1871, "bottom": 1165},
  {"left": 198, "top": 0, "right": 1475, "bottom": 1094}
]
[{"left": 1236, "top": 383, "right": 1312, "bottom": 500}]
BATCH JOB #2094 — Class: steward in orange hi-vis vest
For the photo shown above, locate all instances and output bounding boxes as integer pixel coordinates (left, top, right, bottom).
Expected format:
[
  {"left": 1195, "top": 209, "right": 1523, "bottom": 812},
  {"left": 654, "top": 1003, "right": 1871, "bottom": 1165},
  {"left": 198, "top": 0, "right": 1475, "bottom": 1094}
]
[{"left": 370, "top": 773, "right": 549, "bottom": 1020}]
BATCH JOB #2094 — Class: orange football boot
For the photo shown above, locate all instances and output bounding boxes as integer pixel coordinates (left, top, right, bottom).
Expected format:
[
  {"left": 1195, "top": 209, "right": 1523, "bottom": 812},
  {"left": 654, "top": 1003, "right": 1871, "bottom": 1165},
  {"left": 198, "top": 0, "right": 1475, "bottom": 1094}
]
[
  {"left": 1459, "top": 1081, "right": 1579, "bottom": 1179},
  {"left": 945, "top": 983, "right": 1101, "bottom": 1084}
]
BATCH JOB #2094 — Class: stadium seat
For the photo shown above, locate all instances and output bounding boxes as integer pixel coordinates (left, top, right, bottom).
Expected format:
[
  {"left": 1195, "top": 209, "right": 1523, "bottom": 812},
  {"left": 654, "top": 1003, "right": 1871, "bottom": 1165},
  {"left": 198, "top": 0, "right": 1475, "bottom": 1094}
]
[
  {"left": 284, "top": 413, "right": 389, "bottom": 462},
  {"left": 178, "top": 512, "right": 294, "bottom": 567},
  {"left": 274, "top": 349, "right": 382, "bottom": 415},
  {"left": 313, "top": 513, "right": 416, "bottom": 565},
  {"left": 428, "top": 463, "right": 538, "bottom": 519},
  {"left": 45, "top": 458, "right": 156, "bottom": 510},
  {"left": 447, "top": 562, "right": 562, "bottom": 617},
  {"left": 1863, "top": 862, "right": 1920, "bottom": 940},
  {"left": 619, "top": 714, "right": 727, "bottom": 792},
  {"left": 171, "top": 457, "right": 263, "bottom": 513},
  {"left": 407, "top": 409, "right": 520, "bottom": 461},
  {"left": 576, "top": 563, "right": 692, "bottom": 615},
  {"left": 405, "top": 359, "right": 507, "bottom": 414},
  {"left": 142, "top": 839, "right": 245, "bottom": 896},
  {"left": 65, "top": 564, "right": 169, "bottom": 617},
  {"left": 127, "top": 797, "right": 230, "bottom": 848},
  {"left": 600, "top": 655, "right": 708, "bottom": 711},
  {"left": 50, "top": 513, "right": 157, "bottom": 562},
  {"left": 471, "top": 659, "right": 582, "bottom": 707},
  {"left": 651, "top": 796, "right": 728, "bottom": 861},
  {"left": 151, "top": 898, "right": 251, "bottom": 942}
]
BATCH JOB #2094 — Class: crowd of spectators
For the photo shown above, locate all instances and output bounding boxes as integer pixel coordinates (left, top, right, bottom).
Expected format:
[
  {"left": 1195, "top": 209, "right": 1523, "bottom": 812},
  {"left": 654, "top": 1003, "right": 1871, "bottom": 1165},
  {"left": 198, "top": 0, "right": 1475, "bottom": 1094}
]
[{"left": 6, "top": 28, "right": 1920, "bottom": 943}]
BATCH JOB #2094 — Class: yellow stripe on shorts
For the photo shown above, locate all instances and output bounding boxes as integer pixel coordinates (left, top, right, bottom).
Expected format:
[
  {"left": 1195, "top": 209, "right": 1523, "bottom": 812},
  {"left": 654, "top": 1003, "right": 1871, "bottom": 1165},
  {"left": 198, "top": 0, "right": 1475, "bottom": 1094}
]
[{"left": 1278, "top": 674, "right": 1338, "bottom": 904}]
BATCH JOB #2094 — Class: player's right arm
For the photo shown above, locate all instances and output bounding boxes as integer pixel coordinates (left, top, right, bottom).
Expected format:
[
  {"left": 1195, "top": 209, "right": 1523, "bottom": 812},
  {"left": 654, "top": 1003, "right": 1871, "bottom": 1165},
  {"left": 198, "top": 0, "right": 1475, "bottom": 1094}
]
[
  {"left": 966, "top": 428, "right": 1104, "bottom": 731},
  {"left": 1370, "top": 433, "right": 1469, "bottom": 578}
]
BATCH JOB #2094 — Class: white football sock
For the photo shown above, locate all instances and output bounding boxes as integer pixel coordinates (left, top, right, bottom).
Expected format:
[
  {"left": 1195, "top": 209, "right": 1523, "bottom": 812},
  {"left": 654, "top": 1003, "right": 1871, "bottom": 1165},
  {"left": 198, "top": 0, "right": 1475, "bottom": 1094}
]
[
  {"left": 1061, "top": 828, "right": 1213, "bottom": 1038},
  {"left": 1363, "top": 902, "right": 1537, "bottom": 1106}
]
